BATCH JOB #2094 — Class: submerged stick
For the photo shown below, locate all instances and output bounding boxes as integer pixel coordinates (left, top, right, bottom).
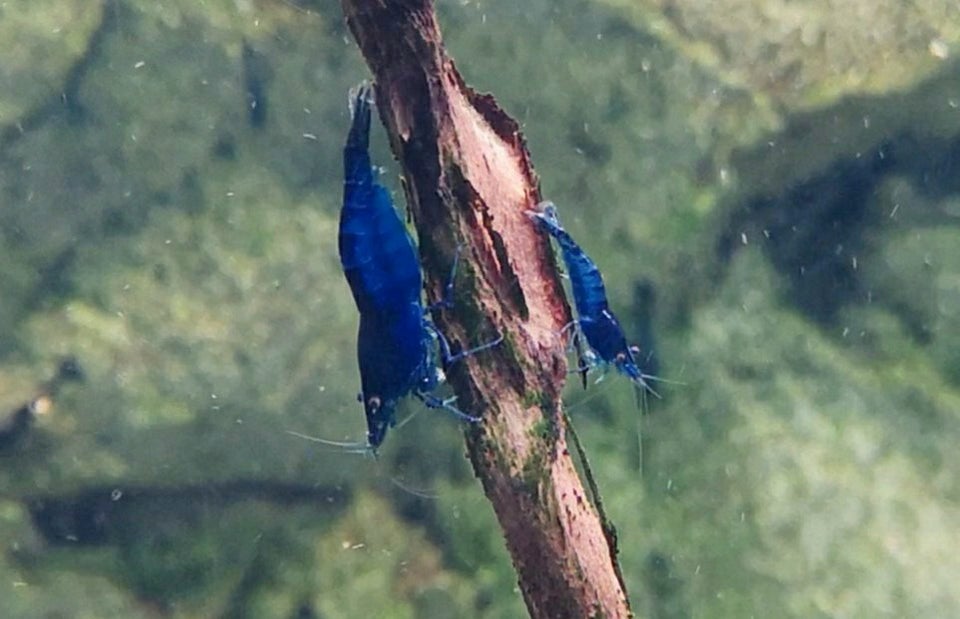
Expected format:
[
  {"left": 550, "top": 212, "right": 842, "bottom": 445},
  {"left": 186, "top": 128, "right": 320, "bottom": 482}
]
[{"left": 339, "top": 1, "right": 632, "bottom": 617}]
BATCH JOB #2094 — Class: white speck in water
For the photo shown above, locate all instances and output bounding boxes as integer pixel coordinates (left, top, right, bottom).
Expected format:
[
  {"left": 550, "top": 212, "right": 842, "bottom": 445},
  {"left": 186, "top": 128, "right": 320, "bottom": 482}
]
[
  {"left": 740, "top": 232, "right": 748, "bottom": 245},
  {"left": 762, "top": 229, "right": 770, "bottom": 239},
  {"left": 863, "top": 115, "right": 870, "bottom": 129},
  {"left": 111, "top": 489, "right": 123, "bottom": 501},
  {"left": 929, "top": 38, "right": 949, "bottom": 59},
  {"left": 302, "top": 133, "right": 317, "bottom": 140},
  {"left": 666, "top": 479, "right": 673, "bottom": 491},
  {"left": 852, "top": 256, "right": 858, "bottom": 270},
  {"left": 134, "top": 61, "right": 146, "bottom": 69},
  {"left": 597, "top": 32, "right": 602, "bottom": 40},
  {"left": 842, "top": 327, "right": 850, "bottom": 337},
  {"left": 226, "top": 191, "right": 234, "bottom": 197},
  {"left": 164, "top": 239, "right": 171, "bottom": 245}
]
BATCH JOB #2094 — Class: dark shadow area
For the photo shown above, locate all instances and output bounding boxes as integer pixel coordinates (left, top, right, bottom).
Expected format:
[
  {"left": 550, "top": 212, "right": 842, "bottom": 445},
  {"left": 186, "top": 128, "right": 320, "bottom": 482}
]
[
  {"left": 27, "top": 481, "right": 349, "bottom": 547},
  {"left": 644, "top": 551, "right": 689, "bottom": 619},
  {"left": 718, "top": 62, "right": 960, "bottom": 331},
  {"left": 719, "top": 142, "right": 894, "bottom": 324}
]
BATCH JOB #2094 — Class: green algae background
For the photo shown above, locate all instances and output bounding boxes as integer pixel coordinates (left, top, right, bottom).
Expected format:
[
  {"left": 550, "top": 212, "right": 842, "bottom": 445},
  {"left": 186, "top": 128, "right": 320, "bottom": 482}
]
[{"left": 1, "top": 0, "right": 959, "bottom": 617}]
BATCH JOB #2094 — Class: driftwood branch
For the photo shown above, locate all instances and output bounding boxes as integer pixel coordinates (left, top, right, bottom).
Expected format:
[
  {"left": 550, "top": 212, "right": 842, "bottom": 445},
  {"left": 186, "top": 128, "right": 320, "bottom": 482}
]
[{"left": 340, "top": 2, "right": 632, "bottom": 617}]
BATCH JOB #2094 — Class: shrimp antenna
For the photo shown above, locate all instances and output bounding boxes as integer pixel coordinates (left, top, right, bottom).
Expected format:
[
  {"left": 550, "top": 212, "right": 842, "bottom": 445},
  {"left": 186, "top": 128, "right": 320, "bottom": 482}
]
[
  {"left": 285, "top": 430, "right": 374, "bottom": 455},
  {"left": 286, "top": 430, "right": 437, "bottom": 499},
  {"left": 387, "top": 475, "right": 439, "bottom": 500}
]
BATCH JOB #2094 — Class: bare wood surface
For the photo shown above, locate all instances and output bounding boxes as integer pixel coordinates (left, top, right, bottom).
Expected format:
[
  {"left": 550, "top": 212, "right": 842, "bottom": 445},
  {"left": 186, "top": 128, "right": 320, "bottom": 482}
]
[{"left": 340, "top": 2, "right": 633, "bottom": 617}]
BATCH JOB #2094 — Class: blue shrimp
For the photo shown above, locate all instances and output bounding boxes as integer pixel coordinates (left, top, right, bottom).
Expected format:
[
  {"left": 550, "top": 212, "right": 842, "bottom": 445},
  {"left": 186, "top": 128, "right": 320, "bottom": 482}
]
[
  {"left": 527, "top": 201, "right": 658, "bottom": 401},
  {"left": 338, "top": 83, "right": 500, "bottom": 450}
]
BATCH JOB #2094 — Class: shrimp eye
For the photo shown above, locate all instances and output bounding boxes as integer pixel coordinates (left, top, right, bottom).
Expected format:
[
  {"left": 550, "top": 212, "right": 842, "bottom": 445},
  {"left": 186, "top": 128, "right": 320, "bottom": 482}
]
[
  {"left": 615, "top": 352, "right": 626, "bottom": 363},
  {"left": 629, "top": 345, "right": 641, "bottom": 355},
  {"left": 366, "top": 396, "right": 382, "bottom": 412}
]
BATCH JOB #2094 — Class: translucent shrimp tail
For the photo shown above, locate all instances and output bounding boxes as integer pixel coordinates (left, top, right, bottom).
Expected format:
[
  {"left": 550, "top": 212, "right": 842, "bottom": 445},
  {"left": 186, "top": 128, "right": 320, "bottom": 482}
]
[{"left": 346, "top": 82, "right": 374, "bottom": 140}]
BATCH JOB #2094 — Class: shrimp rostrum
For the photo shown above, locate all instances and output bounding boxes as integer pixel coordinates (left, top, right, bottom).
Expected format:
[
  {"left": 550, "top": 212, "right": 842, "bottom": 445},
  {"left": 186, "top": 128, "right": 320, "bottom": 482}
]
[
  {"left": 527, "top": 201, "right": 658, "bottom": 400},
  {"left": 338, "top": 83, "right": 500, "bottom": 450}
]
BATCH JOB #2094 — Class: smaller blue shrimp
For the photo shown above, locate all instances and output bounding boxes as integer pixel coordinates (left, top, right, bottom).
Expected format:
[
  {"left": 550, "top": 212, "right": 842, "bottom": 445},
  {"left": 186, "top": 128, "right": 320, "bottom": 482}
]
[{"left": 527, "top": 201, "right": 658, "bottom": 401}]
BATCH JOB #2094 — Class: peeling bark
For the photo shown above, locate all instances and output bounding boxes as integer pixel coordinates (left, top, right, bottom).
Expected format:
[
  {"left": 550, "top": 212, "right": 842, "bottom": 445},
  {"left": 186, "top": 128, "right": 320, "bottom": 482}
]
[{"left": 340, "top": 1, "right": 633, "bottom": 617}]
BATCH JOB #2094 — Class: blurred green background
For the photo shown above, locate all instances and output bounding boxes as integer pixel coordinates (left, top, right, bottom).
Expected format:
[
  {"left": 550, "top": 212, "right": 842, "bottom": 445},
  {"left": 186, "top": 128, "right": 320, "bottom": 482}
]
[{"left": 1, "top": 0, "right": 959, "bottom": 617}]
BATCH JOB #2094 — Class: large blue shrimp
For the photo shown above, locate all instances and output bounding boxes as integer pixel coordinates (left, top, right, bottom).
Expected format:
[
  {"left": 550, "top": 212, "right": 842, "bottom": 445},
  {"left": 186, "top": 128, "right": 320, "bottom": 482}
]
[
  {"left": 528, "top": 201, "right": 658, "bottom": 400},
  {"left": 338, "top": 84, "right": 499, "bottom": 450}
]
